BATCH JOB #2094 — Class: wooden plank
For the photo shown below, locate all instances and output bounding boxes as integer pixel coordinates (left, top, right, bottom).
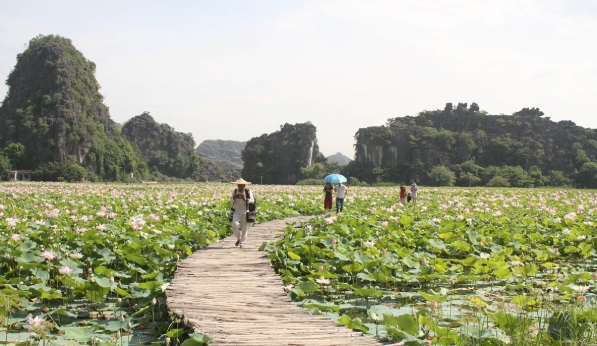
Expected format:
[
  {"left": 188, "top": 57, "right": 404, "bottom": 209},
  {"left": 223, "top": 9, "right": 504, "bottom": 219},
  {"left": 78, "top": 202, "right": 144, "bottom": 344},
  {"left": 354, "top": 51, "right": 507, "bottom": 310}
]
[{"left": 165, "top": 216, "right": 383, "bottom": 345}]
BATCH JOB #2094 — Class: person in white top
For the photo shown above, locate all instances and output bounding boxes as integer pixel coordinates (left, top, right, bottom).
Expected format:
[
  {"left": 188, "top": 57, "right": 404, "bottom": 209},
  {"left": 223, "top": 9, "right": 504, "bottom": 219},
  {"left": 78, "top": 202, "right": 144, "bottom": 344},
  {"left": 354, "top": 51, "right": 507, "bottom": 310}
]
[
  {"left": 334, "top": 183, "right": 348, "bottom": 213},
  {"left": 230, "top": 178, "right": 254, "bottom": 248}
]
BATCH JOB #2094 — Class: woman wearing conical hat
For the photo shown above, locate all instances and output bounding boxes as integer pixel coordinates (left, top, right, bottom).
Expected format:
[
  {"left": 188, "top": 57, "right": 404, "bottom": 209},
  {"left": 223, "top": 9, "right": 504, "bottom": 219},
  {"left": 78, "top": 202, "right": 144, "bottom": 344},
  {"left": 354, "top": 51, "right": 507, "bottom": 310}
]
[{"left": 230, "top": 178, "right": 254, "bottom": 248}]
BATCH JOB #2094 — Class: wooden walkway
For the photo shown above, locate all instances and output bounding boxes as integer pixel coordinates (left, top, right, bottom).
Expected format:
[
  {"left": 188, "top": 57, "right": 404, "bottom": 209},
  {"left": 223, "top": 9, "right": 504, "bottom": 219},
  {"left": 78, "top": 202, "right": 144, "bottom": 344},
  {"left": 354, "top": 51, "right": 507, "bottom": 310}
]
[{"left": 165, "top": 216, "right": 383, "bottom": 345}]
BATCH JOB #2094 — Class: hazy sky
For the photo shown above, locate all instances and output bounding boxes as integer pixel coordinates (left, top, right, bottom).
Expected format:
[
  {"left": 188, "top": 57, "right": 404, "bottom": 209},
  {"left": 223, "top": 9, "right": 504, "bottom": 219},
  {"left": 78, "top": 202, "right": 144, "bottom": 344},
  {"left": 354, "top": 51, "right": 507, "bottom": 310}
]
[{"left": 1, "top": 0, "right": 596, "bottom": 159}]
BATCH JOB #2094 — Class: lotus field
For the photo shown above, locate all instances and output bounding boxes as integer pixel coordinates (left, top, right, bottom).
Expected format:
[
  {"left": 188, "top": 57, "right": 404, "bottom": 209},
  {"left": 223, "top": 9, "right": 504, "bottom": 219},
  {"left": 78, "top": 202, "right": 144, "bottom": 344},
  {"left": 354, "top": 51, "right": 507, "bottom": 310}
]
[{"left": 0, "top": 182, "right": 596, "bottom": 345}]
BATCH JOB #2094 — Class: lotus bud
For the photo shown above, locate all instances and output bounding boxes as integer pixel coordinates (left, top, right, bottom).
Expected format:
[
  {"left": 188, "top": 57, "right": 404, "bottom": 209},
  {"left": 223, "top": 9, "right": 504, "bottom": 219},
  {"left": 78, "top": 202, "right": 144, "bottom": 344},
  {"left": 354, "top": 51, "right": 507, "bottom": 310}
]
[
  {"left": 119, "top": 314, "right": 124, "bottom": 322},
  {"left": 166, "top": 338, "right": 171, "bottom": 346},
  {"left": 109, "top": 276, "right": 115, "bottom": 284},
  {"left": 429, "top": 300, "right": 439, "bottom": 309},
  {"left": 128, "top": 321, "right": 132, "bottom": 329},
  {"left": 116, "top": 331, "right": 121, "bottom": 339},
  {"left": 318, "top": 265, "right": 324, "bottom": 271},
  {"left": 152, "top": 297, "right": 157, "bottom": 306},
  {"left": 421, "top": 257, "right": 428, "bottom": 266}
]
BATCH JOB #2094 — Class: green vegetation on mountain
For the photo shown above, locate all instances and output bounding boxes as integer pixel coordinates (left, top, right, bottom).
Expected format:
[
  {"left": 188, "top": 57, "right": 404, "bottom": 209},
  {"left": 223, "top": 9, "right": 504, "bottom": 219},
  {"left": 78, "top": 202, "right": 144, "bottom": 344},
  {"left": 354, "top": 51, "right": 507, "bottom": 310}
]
[
  {"left": 241, "top": 122, "right": 326, "bottom": 184},
  {"left": 0, "top": 34, "right": 147, "bottom": 181},
  {"left": 196, "top": 139, "right": 246, "bottom": 169},
  {"left": 346, "top": 103, "right": 597, "bottom": 187},
  {"left": 121, "top": 112, "right": 200, "bottom": 179}
]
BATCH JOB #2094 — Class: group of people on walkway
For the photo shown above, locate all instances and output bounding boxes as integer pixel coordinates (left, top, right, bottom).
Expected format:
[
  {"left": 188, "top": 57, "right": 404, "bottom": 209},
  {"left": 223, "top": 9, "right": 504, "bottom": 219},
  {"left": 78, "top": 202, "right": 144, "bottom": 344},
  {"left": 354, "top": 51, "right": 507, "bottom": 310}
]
[
  {"left": 323, "top": 182, "right": 348, "bottom": 213},
  {"left": 228, "top": 177, "right": 417, "bottom": 249}
]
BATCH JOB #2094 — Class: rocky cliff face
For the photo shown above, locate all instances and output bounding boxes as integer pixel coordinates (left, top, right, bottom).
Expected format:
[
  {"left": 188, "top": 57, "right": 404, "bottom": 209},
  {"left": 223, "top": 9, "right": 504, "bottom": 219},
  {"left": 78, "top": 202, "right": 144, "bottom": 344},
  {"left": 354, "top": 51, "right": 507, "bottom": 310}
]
[
  {"left": 241, "top": 122, "right": 325, "bottom": 184},
  {"left": 121, "top": 112, "right": 200, "bottom": 179},
  {"left": 0, "top": 35, "right": 146, "bottom": 181},
  {"left": 354, "top": 103, "right": 597, "bottom": 183}
]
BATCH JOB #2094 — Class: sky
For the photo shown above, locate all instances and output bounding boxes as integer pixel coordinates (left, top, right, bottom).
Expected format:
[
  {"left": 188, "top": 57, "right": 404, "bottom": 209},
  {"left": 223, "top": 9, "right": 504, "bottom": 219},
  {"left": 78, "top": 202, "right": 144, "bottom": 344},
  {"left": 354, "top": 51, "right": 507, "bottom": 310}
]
[{"left": 1, "top": 0, "right": 596, "bottom": 159}]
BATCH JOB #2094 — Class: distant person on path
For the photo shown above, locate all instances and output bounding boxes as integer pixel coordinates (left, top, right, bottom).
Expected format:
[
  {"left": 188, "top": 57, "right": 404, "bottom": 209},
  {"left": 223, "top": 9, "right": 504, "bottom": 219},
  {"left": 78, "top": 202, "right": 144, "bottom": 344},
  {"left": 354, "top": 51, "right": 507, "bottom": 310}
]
[
  {"left": 399, "top": 182, "right": 407, "bottom": 204},
  {"left": 334, "top": 183, "right": 348, "bottom": 213},
  {"left": 410, "top": 182, "right": 418, "bottom": 205},
  {"left": 230, "top": 178, "right": 254, "bottom": 248},
  {"left": 323, "top": 182, "right": 334, "bottom": 212}
]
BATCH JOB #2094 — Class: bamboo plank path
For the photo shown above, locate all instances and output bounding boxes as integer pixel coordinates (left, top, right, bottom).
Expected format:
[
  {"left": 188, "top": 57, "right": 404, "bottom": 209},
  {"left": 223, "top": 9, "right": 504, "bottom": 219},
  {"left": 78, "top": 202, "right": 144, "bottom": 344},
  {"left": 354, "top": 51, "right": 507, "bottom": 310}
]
[{"left": 165, "top": 215, "right": 383, "bottom": 346}]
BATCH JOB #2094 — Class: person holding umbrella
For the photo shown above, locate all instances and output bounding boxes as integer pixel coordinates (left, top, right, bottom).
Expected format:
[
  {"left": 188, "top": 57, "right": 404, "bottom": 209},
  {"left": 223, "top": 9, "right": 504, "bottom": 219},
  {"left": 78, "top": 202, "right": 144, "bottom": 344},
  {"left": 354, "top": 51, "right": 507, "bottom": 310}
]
[
  {"left": 323, "top": 182, "right": 334, "bottom": 212},
  {"left": 324, "top": 174, "right": 348, "bottom": 213}
]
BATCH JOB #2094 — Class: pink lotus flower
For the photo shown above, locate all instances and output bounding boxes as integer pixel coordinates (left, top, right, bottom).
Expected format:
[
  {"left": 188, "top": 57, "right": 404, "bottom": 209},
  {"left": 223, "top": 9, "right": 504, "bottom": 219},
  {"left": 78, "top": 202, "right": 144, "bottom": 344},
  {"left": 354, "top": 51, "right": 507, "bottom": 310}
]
[
  {"left": 40, "top": 250, "right": 56, "bottom": 261},
  {"left": 59, "top": 266, "right": 73, "bottom": 276},
  {"left": 23, "top": 315, "right": 50, "bottom": 335},
  {"left": 6, "top": 217, "right": 18, "bottom": 227},
  {"left": 315, "top": 276, "right": 330, "bottom": 285},
  {"left": 421, "top": 257, "right": 428, "bottom": 266}
]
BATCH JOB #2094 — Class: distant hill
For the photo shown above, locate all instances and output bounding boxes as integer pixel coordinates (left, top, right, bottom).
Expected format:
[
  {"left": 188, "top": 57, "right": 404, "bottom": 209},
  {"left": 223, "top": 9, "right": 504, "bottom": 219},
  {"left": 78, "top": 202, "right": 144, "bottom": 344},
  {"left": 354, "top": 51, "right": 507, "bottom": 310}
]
[
  {"left": 196, "top": 140, "right": 246, "bottom": 170},
  {"left": 326, "top": 152, "right": 352, "bottom": 165},
  {"left": 195, "top": 156, "right": 241, "bottom": 182}
]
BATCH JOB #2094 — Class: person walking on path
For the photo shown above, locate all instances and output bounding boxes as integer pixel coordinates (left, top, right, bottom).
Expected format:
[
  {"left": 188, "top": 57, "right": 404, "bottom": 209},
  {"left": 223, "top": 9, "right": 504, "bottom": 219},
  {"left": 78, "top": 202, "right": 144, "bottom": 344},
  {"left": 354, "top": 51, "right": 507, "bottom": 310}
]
[
  {"left": 334, "top": 183, "right": 348, "bottom": 213},
  {"left": 230, "top": 178, "right": 254, "bottom": 248},
  {"left": 399, "top": 182, "right": 407, "bottom": 204},
  {"left": 410, "top": 182, "right": 418, "bottom": 205},
  {"left": 323, "top": 182, "right": 334, "bottom": 212}
]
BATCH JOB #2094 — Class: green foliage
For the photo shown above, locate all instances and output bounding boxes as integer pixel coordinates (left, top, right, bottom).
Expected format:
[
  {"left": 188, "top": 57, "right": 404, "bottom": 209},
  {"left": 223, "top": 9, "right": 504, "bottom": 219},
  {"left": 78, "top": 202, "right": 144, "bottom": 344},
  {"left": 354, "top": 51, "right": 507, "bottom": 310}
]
[
  {"left": 0, "top": 153, "right": 10, "bottom": 181},
  {"left": 300, "top": 162, "right": 340, "bottom": 181},
  {"left": 547, "top": 170, "right": 573, "bottom": 187},
  {"left": 296, "top": 178, "right": 324, "bottom": 186},
  {"left": 576, "top": 162, "right": 597, "bottom": 188},
  {"left": 486, "top": 175, "right": 510, "bottom": 187},
  {"left": 454, "top": 160, "right": 482, "bottom": 187},
  {"left": 33, "top": 162, "right": 88, "bottom": 182},
  {"left": 428, "top": 165, "right": 455, "bottom": 186},
  {"left": 3, "top": 142, "right": 28, "bottom": 169}
]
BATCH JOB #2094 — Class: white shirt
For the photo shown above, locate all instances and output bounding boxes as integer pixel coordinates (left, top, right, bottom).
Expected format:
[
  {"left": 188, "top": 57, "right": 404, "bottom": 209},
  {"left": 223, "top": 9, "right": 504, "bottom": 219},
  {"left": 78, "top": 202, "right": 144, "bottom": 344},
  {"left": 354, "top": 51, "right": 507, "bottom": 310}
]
[
  {"left": 335, "top": 184, "right": 347, "bottom": 198},
  {"left": 230, "top": 188, "right": 254, "bottom": 212}
]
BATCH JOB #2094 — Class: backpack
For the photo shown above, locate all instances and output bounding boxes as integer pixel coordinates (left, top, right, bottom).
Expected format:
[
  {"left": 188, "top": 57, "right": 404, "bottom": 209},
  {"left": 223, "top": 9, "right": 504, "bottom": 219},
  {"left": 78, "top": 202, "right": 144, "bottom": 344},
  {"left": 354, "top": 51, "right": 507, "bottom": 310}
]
[{"left": 235, "top": 189, "right": 257, "bottom": 212}]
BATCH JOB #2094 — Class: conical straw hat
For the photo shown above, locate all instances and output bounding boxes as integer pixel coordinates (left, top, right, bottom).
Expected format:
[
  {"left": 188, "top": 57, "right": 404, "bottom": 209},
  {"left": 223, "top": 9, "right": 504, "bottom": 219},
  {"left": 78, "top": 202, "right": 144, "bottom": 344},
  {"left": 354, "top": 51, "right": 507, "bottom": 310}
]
[{"left": 232, "top": 178, "right": 251, "bottom": 185}]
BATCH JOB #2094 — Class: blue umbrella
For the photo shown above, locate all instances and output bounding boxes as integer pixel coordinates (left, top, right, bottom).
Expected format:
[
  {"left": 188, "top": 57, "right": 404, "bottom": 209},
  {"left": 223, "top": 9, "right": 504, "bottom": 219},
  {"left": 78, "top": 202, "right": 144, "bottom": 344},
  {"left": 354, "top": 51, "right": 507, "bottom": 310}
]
[{"left": 324, "top": 173, "right": 347, "bottom": 184}]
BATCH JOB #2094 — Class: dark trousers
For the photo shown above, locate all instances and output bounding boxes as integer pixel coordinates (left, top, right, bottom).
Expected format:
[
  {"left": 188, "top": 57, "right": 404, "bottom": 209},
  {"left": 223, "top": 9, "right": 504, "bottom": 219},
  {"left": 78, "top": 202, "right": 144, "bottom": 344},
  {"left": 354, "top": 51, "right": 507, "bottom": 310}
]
[{"left": 336, "top": 197, "right": 344, "bottom": 212}]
